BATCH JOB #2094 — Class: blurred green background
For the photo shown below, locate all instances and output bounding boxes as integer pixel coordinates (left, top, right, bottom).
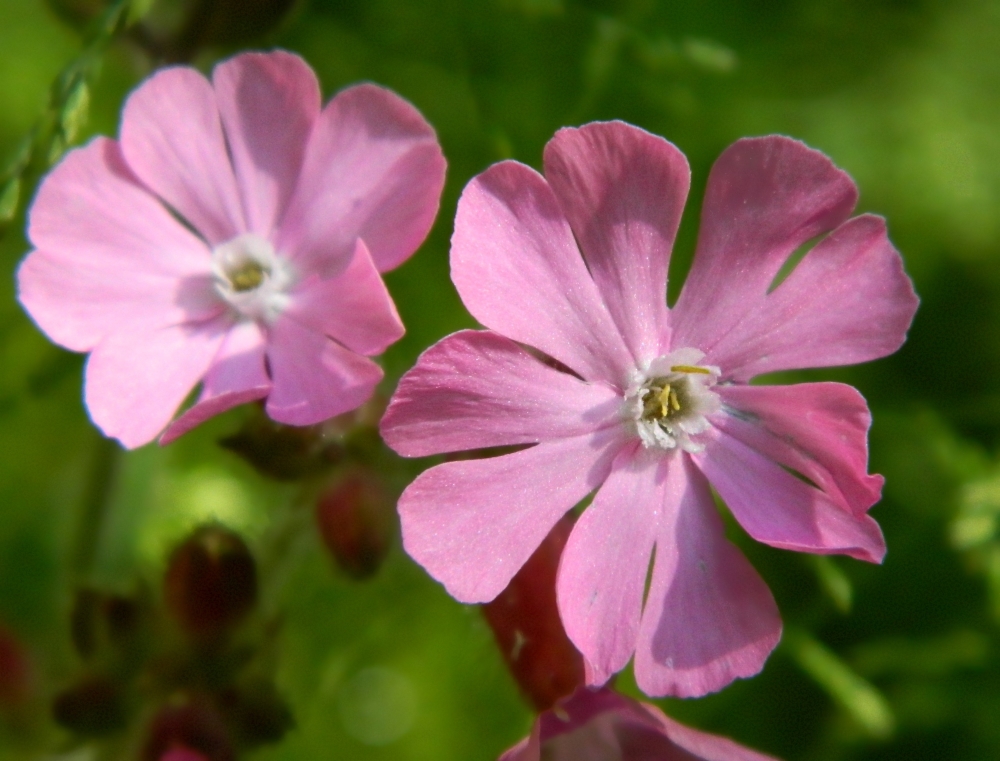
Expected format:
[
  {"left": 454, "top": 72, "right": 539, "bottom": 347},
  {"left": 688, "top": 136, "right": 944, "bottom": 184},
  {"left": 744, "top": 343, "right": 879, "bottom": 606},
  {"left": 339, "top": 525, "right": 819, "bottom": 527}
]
[{"left": 1, "top": 0, "right": 1000, "bottom": 759}]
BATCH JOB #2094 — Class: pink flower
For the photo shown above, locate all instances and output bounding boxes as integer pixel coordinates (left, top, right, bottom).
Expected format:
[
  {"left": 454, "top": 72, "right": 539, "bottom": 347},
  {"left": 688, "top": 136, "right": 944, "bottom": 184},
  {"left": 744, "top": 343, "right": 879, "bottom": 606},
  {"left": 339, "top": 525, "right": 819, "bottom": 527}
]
[
  {"left": 18, "top": 50, "right": 445, "bottom": 448},
  {"left": 500, "top": 687, "right": 780, "bottom": 761},
  {"left": 380, "top": 123, "right": 918, "bottom": 697},
  {"left": 159, "top": 747, "right": 210, "bottom": 761}
]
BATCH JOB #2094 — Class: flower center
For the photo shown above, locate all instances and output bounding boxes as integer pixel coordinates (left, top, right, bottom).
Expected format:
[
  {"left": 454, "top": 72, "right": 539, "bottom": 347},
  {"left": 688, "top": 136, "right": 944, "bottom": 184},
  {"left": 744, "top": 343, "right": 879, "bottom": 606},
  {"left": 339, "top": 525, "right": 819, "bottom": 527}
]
[
  {"left": 229, "top": 260, "right": 267, "bottom": 292},
  {"left": 625, "top": 348, "right": 720, "bottom": 453},
  {"left": 211, "top": 234, "right": 294, "bottom": 323}
]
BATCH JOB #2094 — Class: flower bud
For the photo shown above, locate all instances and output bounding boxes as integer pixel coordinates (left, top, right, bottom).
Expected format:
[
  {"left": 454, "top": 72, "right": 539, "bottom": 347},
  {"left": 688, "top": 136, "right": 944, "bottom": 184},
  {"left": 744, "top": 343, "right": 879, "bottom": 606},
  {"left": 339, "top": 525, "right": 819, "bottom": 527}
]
[
  {"left": 220, "top": 415, "right": 342, "bottom": 481},
  {"left": 159, "top": 746, "right": 210, "bottom": 761},
  {"left": 45, "top": 0, "right": 111, "bottom": 29},
  {"left": 52, "top": 675, "right": 128, "bottom": 737},
  {"left": 164, "top": 526, "right": 257, "bottom": 641},
  {"left": 315, "top": 467, "right": 395, "bottom": 580},
  {"left": 481, "top": 514, "right": 585, "bottom": 712},
  {"left": 70, "top": 587, "right": 142, "bottom": 660},
  {"left": 178, "top": 0, "right": 297, "bottom": 51},
  {"left": 0, "top": 624, "right": 32, "bottom": 709},
  {"left": 142, "top": 702, "right": 235, "bottom": 761}
]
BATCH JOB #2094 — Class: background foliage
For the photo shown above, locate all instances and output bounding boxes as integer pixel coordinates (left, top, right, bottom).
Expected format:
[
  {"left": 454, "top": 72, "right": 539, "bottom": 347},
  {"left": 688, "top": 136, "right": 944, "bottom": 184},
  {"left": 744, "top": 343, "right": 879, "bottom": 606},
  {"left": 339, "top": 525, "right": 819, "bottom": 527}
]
[{"left": 1, "top": 0, "right": 999, "bottom": 759}]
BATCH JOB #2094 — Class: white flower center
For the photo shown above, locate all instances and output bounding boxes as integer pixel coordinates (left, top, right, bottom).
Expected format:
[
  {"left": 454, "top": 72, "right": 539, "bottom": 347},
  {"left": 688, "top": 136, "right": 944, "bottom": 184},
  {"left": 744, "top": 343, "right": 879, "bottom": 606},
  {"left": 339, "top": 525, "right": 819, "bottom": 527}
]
[
  {"left": 624, "top": 348, "right": 721, "bottom": 453},
  {"left": 211, "top": 234, "right": 294, "bottom": 323}
]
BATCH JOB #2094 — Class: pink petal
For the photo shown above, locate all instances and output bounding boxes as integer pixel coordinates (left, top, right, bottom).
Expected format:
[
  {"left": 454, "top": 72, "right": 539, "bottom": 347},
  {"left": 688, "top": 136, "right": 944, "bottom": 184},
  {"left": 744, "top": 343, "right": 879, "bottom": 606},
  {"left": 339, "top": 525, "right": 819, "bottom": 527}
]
[
  {"left": 277, "top": 83, "right": 446, "bottom": 274},
  {"left": 498, "top": 733, "right": 538, "bottom": 761},
  {"left": 212, "top": 51, "right": 321, "bottom": 238},
  {"left": 160, "top": 747, "right": 208, "bottom": 761},
  {"left": 634, "top": 456, "right": 781, "bottom": 698},
  {"left": 701, "top": 215, "right": 919, "bottom": 380},
  {"left": 285, "top": 239, "right": 403, "bottom": 356},
  {"left": 714, "top": 383, "right": 883, "bottom": 516},
  {"left": 160, "top": 321, "right": 271, "bottom": 444},
  {"left": 85, "top": 318, "right": 229, "bottom": 449},
  {"left": 120, "top": 66, "right": 245, "bottom": 244},
  {"left": 637, "top": 702, "right": 781, "bottom": 761},
  {"left": 19, "top": 138, "right": 217, "bottom": 352},
  {"left": 380, "top": 329, "right": 622, "bottom": 457},
  {"left": 538, "top": 688, "right": 635, "bottom": 741},
  {"left": 556, "top": 445, "right": 658, "bottom": 687},
  {"left": 451, "top": 161, "right": 634, "bottom": 387},
  {"left": 694, "top": 428, "right": 887, "bottom": 563},
  {"left": 533, "top": 690, "right": 650, "bottom": 760},
  {"left": 543, "top": 122, "right": 689, "bottom": 362},
  {"left": 398, "top": 428, "right": 627, "bottom": 603},
  {"left": 671, "top": 136, "right": 858, "bottom": 359},
  {"left": 514, "top": 688, "right": 780, "bottom": 761},
  {"left": 265, "top": 317, "right": 383, "bottom": 425}
]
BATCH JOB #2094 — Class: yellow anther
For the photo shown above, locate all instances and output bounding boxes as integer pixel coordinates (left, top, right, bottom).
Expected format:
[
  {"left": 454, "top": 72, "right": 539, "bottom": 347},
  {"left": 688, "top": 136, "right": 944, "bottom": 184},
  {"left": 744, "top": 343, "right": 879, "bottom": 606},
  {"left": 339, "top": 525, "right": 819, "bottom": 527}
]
[
  {"left": 670, "top": 388, "right": 681, "bottom": 411},
  {"left": 671, "top": 365, "right": 710, "bottom": 374},
  {"left": 657, "top": 385, "right": 672, "bottom": 417},
  {"left": 228, "top": 261, "right": 267, "bottom": 292}
]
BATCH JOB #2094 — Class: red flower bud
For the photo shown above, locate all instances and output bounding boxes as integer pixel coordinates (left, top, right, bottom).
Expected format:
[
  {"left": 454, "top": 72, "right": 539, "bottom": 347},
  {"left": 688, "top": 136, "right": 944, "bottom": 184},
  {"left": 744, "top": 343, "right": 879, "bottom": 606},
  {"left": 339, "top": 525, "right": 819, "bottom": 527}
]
[
  {"left": 164, "top": 526, "right": 257, "bottom": 641},
  {"left": 316, "top": 467, "right": 395, "bottom": 580},
  {"left": 142, "top": 702, "right": 235, "bottom": 761},
  {"left": 159, "top": 746, "right": 210, "bottom": 761},
  {"left": 481, "top": 514, "right": 585, "bottom": 712},
  {"left": 0, "top": 623, "right": 32, "bottom": 709},
  {"left": 220, "top": 416, "right": 341, "bottom": 481}
]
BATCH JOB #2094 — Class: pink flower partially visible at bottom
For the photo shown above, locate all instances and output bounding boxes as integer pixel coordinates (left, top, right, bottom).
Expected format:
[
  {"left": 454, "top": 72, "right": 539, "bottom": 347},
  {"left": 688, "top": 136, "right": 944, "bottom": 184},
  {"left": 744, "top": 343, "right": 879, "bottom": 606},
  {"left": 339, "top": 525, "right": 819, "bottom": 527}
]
[
  {"left": 18, "top": 50, "right": 445, "bottom": 448},
  {"left": 160, "top": 747, "right": 209, "bottom": 761},
  {"left": 501, "top": 687, "right": 779, "bottom": 761}
]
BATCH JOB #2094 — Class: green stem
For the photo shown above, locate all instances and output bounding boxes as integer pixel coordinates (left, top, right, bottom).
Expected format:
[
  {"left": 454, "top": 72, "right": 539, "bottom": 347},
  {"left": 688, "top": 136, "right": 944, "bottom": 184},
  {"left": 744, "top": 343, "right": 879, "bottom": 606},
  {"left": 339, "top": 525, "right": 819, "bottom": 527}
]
[
  {"left": 71, "top": 434, "right": 121, "bottom": 579},
  {"left": 0, "top": 0, "right": 139, "bottom": 218}
]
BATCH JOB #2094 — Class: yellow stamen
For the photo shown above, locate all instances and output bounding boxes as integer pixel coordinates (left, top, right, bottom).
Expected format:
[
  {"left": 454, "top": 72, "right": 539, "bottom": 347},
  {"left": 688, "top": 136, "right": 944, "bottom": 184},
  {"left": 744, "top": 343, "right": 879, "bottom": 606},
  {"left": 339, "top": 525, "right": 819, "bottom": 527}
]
[
  {"left": 657, "top": 384, "right": 672, "bottom": 417},
  {"left": 229, "top": 261, "right": 267, "bottom": 292},
  {"left": 671, "top": 365, "right": 710, "bottom": 374},
  {"left": 670, "top": 388, "right": 681, "bottom": 411}
]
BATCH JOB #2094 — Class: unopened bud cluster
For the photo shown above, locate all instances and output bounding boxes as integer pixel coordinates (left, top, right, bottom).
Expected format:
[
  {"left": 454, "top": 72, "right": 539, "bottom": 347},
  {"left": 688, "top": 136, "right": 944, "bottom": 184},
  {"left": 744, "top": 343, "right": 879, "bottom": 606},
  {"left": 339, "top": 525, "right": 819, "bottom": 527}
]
[{"left": 50, "top": 525, "right": 291, "bottom": 758}]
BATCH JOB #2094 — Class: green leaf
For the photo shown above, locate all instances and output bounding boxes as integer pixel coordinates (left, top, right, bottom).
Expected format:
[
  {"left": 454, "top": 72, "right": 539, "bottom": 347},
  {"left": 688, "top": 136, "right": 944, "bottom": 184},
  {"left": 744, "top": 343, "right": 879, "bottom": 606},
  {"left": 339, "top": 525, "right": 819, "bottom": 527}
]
[
  {"left": 811, "top": 555, "right": 853, "bottom": 614},
  {"left": 0, "top": 178, "right": 20, "bottom": 224},
  {"left": 60, "top": 79, "right": 90, "bottom": 145},
  {"left": 681, "top": 37, "right": 738, "bottom": 73},
  {"left": 47, "top": 132, "right": 67, "bottom": 167}
]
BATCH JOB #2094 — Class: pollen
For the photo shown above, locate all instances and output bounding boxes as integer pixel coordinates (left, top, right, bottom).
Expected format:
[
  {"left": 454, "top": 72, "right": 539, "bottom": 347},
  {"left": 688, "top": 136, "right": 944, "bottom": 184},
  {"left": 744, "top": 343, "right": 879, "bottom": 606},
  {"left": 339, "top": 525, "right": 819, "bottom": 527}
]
[
  {"left": 210, "top": 233, "right": 294, "bottom": 323},
  {"left": 228, "top": 260, "right": 268, "bottom": 292},
  {"left": 645, "top": 382, "right": 686, "bottom": 420},
  {"left": 626, "top": 350, "right": 721, "bottom": 453}
]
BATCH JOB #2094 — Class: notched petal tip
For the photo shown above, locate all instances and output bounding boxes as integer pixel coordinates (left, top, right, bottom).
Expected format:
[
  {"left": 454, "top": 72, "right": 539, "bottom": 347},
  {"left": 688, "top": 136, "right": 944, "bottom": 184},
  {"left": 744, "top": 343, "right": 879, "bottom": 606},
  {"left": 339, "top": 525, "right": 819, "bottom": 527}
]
[
  {"left": 633, "top": 458, "right": 783, "bottom": 699},
  {"left": 451, "top": 160, "right": 634, "bottom": 387},
  {"left": 724, "top": 133, "right": 859, "bottom": 205},
  {"left": 543, "top": 121, "right": 690, "bottom": 362},
  {"left": 120, "top": 64, "right": 246, "bottom": 245},
  {"left": 673, "top": 133, "right": 863, "bottom": 358},
  {"left": 278, "top": 81, "right": 446, "bottom": 275},
  {"left": 331, "top": 82, "right": 442, "bottom": 140},
  {"left": 212, "top": 49, "right": 322, "bottom": 238}
]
